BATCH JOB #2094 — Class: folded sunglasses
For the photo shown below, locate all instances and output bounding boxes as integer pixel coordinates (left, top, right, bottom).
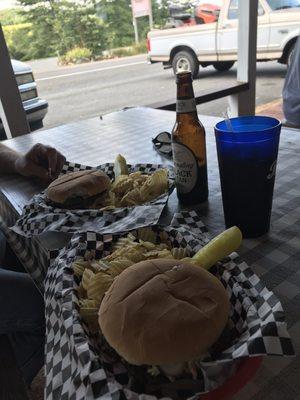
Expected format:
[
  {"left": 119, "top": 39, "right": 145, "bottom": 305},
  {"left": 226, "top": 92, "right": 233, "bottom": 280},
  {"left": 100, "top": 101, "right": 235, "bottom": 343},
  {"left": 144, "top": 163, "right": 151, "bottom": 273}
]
[{"left": 152, "top": 131, "right": 172, "bottom": 158}]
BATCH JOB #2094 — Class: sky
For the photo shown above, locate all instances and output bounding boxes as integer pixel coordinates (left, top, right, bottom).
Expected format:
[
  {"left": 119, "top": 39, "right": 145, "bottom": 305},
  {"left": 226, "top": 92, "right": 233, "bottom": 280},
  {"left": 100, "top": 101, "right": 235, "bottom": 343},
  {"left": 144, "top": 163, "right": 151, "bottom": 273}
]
[{"left": 0, "top": 0, "right": 16, "bottom": 10}]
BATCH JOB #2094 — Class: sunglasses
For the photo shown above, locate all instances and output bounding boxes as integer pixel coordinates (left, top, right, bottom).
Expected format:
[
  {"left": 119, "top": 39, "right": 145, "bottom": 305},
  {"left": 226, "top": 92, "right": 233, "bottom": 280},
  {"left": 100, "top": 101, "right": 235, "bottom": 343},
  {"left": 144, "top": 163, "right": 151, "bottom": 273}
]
[{"left": 152, "top": 131, "right": 172, "bottom": 157}]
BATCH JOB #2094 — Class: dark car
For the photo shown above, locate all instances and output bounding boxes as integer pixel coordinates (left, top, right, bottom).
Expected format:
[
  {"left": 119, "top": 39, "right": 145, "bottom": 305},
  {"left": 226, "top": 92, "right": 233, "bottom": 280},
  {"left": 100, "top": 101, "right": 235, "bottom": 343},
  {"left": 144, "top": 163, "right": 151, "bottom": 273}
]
[{"left": 0, "top": 59, "right": 48, "bottom": 138}]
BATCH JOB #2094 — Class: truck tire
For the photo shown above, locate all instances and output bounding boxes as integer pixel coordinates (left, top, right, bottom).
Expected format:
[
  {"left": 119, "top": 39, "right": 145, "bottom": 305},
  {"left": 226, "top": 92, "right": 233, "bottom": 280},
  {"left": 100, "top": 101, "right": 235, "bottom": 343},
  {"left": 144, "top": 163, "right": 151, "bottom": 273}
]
[
  {"left": 172, "top": 51, "right": 199, "bottom": 78},
  {"left": 213, "top": 61, "right": 234, "bottom": 72}
]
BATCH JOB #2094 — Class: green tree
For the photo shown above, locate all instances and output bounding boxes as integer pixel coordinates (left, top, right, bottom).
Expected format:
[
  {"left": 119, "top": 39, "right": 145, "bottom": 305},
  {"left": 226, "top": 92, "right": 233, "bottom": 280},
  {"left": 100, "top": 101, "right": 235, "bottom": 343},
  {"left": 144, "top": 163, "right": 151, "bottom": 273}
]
[
  {"left": 16, "top": 0, "right": 62, "bottom": 59},
  {"left": 17, "top": 0, "right": 108, "bottom": 58},
  {"left": 51, "top": 1, "right": 107, "bottom": 56},
  {"left": 8, "top": 0, "right": 169, "bottom": 60},
  {"left": 0, "top": 8, "right": 25, "bottom": 25},
  {"left": 153, "top": 0, "right": 169, "bottom": 28},
  {"left": 96, "top": 0, "right": 134, "bottom": 48},
  {"left": 96, "top": 0, "right": 169, "bottom": 48},
  {"left": 3, "top": 23, "right": 32, "bottom": 60}
]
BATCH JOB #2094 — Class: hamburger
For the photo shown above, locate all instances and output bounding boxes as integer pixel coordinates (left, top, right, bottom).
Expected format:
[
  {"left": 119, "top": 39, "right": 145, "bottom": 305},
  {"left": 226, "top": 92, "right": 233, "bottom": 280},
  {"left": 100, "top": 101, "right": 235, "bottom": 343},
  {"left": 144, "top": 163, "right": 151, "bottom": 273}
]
[
  {"left": 99, "top": 258, "right": 230, "bottom": 377},
  {"left": 46, "top": 169, "right": 111, "bottom": 209}
]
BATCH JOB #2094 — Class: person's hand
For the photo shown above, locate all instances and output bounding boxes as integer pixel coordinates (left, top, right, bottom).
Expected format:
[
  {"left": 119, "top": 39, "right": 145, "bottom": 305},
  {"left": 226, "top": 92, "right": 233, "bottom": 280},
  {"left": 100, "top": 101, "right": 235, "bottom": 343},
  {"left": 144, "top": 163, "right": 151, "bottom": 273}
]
[{"left": 15, "top": 143, "right": 66, "bottom": 183}]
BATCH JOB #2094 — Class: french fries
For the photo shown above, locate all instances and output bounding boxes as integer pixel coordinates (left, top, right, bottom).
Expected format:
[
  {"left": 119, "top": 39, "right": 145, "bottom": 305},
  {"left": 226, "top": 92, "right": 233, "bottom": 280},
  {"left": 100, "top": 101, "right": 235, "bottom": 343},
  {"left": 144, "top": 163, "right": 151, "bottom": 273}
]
[
  {"left": 87, "top": 272, "right": 114, "bottom": 303},
  {"left": 82, "top": 269, "right": 95, "bottom": 291},
  {"left": 100, "top": 155, "right": 169, "bottom": 210},
  {"left": 79, "top": 299, "right": 100, "bottom": 334}
]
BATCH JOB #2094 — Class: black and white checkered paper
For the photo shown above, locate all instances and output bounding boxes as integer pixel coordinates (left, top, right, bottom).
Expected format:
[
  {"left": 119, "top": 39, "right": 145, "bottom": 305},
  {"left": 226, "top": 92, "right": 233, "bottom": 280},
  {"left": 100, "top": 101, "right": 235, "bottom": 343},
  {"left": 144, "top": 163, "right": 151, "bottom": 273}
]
[
  {"left": 12, "top": 161, "right": 174, "bottom": 237},
  {"left": 45, "top": 210, "right": 294, "bottom": 400}
]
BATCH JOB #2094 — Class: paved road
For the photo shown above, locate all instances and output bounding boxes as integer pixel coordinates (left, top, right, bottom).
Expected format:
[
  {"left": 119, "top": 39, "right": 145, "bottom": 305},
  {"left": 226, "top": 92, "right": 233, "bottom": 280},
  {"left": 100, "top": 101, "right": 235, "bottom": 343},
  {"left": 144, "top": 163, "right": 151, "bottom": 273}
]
[{"left": 29, "top": 54, "right": 287, "bottom": 130}]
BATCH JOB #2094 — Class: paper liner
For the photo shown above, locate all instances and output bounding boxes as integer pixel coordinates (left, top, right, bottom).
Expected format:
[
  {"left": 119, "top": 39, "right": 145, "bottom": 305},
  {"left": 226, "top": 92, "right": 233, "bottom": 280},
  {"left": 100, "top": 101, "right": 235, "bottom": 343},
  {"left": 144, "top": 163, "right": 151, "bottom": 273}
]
[
  {"left": 12, "top": 161, "right": 174, "bottom": 237},
  {"left": 45, "top": 211, "right": 294, "bottom": 400}
]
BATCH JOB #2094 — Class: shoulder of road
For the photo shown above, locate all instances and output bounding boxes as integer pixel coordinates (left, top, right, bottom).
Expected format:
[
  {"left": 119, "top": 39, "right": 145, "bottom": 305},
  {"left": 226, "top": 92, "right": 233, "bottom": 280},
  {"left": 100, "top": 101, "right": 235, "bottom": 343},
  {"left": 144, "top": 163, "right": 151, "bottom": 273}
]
[{"left": 28, "top": 54, "right": 147, "bottom": 78}]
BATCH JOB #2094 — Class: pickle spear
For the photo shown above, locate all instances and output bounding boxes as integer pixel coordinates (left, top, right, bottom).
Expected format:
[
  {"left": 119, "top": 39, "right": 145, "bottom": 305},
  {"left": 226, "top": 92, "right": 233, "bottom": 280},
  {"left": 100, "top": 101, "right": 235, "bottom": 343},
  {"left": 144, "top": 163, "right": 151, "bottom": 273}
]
[
  {"left": 114, "top": 154, "right": 129, "bottom": 178},
  {"left": 191, "top": 226, "right": 242, "bottom": 270}
]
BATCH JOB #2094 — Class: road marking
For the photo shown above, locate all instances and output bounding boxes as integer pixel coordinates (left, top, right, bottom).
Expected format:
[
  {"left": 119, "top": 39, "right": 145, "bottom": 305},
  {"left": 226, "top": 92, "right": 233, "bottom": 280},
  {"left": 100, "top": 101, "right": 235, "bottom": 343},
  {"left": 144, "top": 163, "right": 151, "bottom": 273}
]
[{"left": 36, "top": 61, "right": 146, "bottom": 81}]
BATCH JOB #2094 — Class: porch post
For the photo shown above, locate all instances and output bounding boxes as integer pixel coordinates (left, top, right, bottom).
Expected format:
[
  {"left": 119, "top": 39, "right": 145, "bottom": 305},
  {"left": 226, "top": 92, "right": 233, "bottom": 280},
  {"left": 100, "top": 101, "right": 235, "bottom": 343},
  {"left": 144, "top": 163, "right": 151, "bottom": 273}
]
[
  {"left": 0, "top": 24, "right": 30, "bottom": 139},
  {"left": 228, "top": 0, "right": 258, "bottom": 116}
]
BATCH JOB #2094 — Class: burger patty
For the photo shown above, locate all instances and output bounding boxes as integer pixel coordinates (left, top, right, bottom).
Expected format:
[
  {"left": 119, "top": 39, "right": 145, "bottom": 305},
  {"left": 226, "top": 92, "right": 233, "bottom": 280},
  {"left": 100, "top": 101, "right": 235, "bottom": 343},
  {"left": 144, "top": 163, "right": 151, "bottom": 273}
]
[{"left": 46, "top": 191, "right": 109, "bottom": 209}]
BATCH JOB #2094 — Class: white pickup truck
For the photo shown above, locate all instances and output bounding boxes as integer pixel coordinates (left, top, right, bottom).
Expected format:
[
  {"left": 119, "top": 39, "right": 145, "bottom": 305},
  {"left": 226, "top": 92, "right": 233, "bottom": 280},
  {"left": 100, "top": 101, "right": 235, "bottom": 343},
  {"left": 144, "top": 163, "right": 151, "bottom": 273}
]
[{"left": 147, "top": 0, "right": 300, "bottom": 78}]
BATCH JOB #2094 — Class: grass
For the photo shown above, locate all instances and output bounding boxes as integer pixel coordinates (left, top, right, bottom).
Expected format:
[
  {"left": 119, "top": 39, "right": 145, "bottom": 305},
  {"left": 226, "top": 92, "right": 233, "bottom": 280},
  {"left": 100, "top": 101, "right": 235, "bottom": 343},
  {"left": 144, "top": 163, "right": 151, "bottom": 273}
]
[{"left": 59, "top": 42, "right": 147, "bottom": 65}]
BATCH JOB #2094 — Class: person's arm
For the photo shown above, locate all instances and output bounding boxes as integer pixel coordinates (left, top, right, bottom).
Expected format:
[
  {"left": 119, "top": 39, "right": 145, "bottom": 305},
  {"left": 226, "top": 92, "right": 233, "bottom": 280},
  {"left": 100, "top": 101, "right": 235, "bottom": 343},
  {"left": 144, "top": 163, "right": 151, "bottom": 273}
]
[
  {"left": 0, "top": 143, "right": 21, "bottom": 174},
  {"left": 0, "top": 142, "right": 66, "bottom": 182}
]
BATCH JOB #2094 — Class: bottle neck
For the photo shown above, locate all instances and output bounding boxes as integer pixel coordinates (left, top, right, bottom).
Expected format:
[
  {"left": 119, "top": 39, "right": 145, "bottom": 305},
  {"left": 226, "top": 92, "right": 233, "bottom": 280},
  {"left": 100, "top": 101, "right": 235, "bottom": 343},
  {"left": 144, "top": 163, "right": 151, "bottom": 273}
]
[{"left": 176, "top": 81, "right": 198, "bottom": 120}]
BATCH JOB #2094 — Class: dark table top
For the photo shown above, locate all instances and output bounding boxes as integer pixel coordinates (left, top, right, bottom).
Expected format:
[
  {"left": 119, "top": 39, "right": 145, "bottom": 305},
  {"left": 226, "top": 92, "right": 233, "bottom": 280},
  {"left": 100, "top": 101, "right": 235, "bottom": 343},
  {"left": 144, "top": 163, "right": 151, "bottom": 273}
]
[{"left": 0, "top": 107, "right": 299, "bottom": 400}]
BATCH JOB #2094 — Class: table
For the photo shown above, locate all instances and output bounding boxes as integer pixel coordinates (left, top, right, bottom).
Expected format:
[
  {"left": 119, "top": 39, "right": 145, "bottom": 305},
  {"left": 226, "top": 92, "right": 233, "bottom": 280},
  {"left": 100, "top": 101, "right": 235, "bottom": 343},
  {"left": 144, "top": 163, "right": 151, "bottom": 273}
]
[{"left": 0, "top": 107, "right": 299, "bottom": 400}]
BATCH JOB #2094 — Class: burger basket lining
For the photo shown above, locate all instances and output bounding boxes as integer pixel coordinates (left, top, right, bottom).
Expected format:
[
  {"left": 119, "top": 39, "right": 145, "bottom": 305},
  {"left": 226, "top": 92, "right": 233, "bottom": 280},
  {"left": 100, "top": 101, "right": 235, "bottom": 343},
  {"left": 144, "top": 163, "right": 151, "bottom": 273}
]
[
  {"left": 11, "top": 161, "right": 175, "bottom": 238},
  {"left": 44, "top": 210, "right": 294, "bottom": 400}
]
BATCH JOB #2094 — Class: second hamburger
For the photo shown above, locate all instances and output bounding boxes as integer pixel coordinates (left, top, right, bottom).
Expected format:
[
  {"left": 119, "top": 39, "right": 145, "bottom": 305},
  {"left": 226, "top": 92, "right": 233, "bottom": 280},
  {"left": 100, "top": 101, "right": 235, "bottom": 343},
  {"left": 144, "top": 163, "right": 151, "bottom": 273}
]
[{"left": 46, "top": 169, "right": 111, "bottom": 209}]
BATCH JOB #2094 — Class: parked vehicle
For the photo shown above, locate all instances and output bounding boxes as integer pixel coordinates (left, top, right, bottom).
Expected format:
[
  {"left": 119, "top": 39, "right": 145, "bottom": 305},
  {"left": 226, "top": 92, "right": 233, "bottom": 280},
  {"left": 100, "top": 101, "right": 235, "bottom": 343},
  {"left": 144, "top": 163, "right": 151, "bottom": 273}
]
[
  {"left": 165, "top": 2, "right": 220, "bottom": 28},
  {"left": 194, "top": 3, "right": 221, "bottom": 24},
  {"left": 147, "top": 0, "right": 300, "bottom": 78},
  {"left": 166, "top": 4, "right": 197, "bottom": 28},
  {"left": 0, "top": 60, "right": 48, "bottom": 139}
]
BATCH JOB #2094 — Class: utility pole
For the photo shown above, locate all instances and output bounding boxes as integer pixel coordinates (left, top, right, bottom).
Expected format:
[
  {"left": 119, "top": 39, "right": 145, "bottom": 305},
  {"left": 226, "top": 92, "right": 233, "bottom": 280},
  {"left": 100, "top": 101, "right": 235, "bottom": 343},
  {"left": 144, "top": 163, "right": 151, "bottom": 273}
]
[
  {"left": 133, "top": 17, "right": 139, "bottom": 44},
  {"left": 149, "top": 0, "right": 153, "bottom": 30}
]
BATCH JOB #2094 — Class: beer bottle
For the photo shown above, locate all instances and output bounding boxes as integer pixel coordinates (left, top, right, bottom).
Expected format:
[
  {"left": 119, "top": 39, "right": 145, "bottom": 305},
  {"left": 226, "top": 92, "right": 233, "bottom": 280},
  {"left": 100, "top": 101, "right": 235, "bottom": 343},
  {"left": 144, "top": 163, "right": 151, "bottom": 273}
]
[{"left": 172, "top": 72, "right": 208, "bottom": 205}]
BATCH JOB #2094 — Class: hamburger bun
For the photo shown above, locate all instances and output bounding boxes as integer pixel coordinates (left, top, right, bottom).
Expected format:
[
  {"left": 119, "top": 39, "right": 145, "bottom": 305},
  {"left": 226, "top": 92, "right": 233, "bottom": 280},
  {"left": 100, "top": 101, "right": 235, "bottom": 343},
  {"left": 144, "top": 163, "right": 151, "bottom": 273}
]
[
  {"left": 46, "top": 170, "right": 110, "bottom": 207},
  {"left": 99, "top": 259, "right": 230, "bottom": 366}
]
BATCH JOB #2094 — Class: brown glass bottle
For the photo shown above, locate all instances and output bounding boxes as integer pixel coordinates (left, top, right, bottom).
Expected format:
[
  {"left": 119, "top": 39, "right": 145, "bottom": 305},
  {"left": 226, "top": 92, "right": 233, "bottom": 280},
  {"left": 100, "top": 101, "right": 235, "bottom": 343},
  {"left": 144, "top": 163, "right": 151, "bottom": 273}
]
[{"left": 172, "top": 72, "right": 208, "bottom": 205}]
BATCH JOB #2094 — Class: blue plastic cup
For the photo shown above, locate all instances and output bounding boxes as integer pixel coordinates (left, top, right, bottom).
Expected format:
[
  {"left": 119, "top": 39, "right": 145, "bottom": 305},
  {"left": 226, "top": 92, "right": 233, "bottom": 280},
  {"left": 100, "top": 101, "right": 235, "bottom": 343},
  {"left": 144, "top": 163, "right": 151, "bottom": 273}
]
[{"left": 215, "top": 116, "right": 281, "bottom": 238}]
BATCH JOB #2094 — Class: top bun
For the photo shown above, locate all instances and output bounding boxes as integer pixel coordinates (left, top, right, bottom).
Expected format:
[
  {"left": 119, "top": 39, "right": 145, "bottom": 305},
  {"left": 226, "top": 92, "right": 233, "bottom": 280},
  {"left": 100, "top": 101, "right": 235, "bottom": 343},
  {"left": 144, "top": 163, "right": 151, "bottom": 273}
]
[
  {"left": 46, "top": 170, "right": 110, "bottom": 205},
  {"left": 99, "top": 258, "right": 230, "bottom": 366}
]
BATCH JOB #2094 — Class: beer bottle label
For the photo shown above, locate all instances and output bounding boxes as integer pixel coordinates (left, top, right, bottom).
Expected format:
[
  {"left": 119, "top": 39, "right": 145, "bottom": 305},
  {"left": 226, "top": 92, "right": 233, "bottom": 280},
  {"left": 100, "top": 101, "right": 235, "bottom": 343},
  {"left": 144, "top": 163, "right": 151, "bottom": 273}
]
[
  {"left": 172, "top": 142, "right": 197, "bottom": 193},
  {"left": 176, "top": 98, "right": 196, "bottom": 114}
]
